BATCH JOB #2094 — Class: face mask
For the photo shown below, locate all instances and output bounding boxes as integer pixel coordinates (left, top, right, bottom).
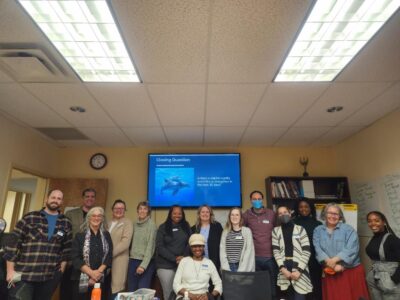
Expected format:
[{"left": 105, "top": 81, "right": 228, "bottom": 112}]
[
  {"left": 279, "top": 214, "right": 291, "bottom": 224},
  {"left": 252, "top": 200, "right": 263, "bottom": 209}
]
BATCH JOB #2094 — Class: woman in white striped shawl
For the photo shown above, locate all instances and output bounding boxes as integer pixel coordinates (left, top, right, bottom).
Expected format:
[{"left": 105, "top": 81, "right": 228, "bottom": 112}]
[{"left": 272, "top": 205, "right": 313, "bottom": 300}]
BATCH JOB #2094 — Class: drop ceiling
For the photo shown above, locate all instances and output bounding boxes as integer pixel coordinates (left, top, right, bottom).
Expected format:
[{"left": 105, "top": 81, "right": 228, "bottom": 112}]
[{"left": 0, "top": 0, "right": 399, "bottom": 148}]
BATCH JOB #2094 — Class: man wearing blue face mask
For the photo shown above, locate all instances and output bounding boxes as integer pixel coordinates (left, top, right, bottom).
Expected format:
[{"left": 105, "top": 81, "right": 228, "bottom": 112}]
[{"left": 243, "top": 190, "right": 278, "bottom": 298}]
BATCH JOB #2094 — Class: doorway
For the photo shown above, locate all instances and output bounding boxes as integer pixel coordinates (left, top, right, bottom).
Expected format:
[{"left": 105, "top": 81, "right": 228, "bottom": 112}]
[{"left": 2, "top": 168, "right": 47, "bottom": 232}]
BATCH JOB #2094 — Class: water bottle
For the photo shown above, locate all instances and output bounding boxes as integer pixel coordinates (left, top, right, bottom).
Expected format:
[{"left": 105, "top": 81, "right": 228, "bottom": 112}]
[
  {"left": 183, "top": 291, "right": 190, "bottom": 300},
  {"left": 91, "top": 283, "right": 101, "bottom": 300}
]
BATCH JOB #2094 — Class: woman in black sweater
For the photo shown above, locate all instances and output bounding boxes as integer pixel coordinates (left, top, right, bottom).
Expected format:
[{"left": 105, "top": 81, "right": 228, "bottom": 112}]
[
  {"left": 191, "top": 205, "right": 223, "bottom": 272},
  {"left": 366, "top": 211, "right": 400, "bottom": 300},
  {"left": 293, "top": 199, "right": 322, "bottom": 300}
]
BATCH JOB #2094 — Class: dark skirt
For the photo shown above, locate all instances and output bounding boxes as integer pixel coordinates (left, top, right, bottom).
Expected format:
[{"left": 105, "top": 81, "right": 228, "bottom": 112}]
[{"left": 322, "top": 264, "right": 370, "bottom": 300}]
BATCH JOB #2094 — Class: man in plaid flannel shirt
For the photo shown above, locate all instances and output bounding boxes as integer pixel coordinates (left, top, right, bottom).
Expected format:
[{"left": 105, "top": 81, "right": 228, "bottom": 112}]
[{"left": 4, "top": 189, "right": 72, "bottom": 300}]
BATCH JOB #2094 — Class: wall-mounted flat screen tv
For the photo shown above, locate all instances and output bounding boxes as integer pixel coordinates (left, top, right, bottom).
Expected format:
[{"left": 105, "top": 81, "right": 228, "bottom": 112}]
[{"left": 148, "top": 153, "right": 241, "bottom": 208}]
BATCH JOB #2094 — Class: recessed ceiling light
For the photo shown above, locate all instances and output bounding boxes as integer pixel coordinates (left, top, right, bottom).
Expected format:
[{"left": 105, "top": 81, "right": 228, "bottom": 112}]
[
  {"left": 326, "top": 106, "right": 343, "bottom": 113},
  {"left": 275, "top": 0, "right": 400, "bottom": 82},
  {"left": 70, "top": 106, "right": 86, "bottom": 113},
  {"left": 17, "top": 0, "right": 141, "bottom": 83}
]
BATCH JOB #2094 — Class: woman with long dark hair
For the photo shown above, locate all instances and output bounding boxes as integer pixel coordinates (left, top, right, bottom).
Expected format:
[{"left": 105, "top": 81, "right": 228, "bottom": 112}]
[
  {"left": 366, "top": 211, "right": 400, "bottom": 299},
  {"left": 293, "top": 199, "right": 322, "bottom": 300},
  {"left": 156, "top": 205, "right": 191, "bottom": 300},
  {"left": 273, "top": 205, "right": 312, "bottom": 300}
]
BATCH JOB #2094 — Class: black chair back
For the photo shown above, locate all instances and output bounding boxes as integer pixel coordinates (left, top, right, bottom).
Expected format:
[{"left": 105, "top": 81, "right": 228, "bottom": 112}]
[{"left": 221, "top": 270, "right": 272, "bottom": 300}]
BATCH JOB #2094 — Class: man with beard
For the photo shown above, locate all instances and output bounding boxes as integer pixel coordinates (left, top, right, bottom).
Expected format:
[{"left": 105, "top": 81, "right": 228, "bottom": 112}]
[{"left": 4, "top": 189, "right": 72, "bottom": 300}]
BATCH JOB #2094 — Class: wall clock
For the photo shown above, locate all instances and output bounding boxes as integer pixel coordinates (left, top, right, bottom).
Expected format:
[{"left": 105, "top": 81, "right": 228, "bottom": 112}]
[{"left": 90, "top": 153, "right": 107, "bottom": 170}]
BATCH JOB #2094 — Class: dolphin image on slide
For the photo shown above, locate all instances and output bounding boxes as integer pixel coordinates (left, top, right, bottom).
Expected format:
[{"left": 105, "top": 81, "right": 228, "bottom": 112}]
[{"left": 161, "top": 176, "right": 189, "bottom": 195}]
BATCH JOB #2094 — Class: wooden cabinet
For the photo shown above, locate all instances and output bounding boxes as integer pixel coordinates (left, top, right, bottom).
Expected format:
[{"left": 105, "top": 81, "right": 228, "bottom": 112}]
[{"left": 265, "top": 176, "right": 351, "bottom": 209}]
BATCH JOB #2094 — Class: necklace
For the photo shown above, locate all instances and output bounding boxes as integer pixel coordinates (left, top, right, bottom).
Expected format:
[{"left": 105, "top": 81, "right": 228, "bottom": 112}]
[{"left": 192, "top": 258, "right": 202, "bottom": 279}]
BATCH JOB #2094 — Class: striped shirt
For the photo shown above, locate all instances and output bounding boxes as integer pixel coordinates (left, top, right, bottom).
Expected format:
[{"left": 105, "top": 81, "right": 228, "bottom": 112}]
[
  {"left": 3, "top": 209, "right": 72, "bottom": 282},
  {"left": 226, "top": 229, "right": 244, "bottom": 263}
]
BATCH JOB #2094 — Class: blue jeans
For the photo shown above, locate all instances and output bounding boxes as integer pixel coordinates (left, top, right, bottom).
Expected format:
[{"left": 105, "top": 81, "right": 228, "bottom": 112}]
[
  {"left": 229, "top": 262, "right": 239, "bottom": 272},
  {"left": 255, "top": 256, "right": 278, "bottom": 298},
  {"left": 8, "top": 271, "right": 62, "bottom": 300},
  {"left": 127, "top": 259, "right": 156, "bottom": 292}
]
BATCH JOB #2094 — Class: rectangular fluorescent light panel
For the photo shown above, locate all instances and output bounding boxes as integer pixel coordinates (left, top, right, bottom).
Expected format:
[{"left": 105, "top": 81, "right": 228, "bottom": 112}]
[
  {"left": 18, "top": 0, "right": 140, "bottom": 82},
  {"left": 275, "top": 0, "right": 400, "bottom": 82}
]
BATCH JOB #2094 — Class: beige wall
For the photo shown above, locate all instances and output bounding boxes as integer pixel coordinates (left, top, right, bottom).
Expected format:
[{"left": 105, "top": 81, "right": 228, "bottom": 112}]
[
  {"left": 333, "top": 108, "right": 400, "bottom": 266},
  {"left": 57, "top": 146, "right": 338, "bottom": 225},
  {"left": 0, "top": 115, "right": 59, "bottom": 215}
]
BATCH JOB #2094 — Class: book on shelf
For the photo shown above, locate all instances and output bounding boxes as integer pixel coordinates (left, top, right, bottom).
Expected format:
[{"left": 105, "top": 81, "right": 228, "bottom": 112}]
[{"left": 300, "top": 180, "right": 315, "bottom": 198}]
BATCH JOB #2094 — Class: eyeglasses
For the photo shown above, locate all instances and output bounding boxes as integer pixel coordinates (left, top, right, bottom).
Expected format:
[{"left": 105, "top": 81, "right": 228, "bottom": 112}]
[
  {"left": 91, "top": 214, "right": 103, "bottom": 219},
  {"left": 113, "top": 207, "right": 125, "bottom": 211},
  {"left": 252, "top": 198, "right": 263, "bottom": 201},
  {"left": 327, "top": 212, "right": 340, "bottom": 216}
]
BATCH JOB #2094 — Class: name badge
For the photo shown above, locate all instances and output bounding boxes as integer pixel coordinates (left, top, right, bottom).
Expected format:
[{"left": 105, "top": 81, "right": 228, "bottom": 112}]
[
  {"left": 262, "top": 220, "right": 270, "bottom": 224},
  {"left": 293, "top": 234, "right": 300, "bottom": 238},
  {"left": 235, "top": 236, "right": 243, "bottom": 240},
  {"left": 56, "top": 230, "right": 64, "bottom": 237},
  {"left": 201, "top": 264, "right": 209, "bottom": 270},
  {"left": 172, "top": 228, "right": 179, "bottom": 232}
]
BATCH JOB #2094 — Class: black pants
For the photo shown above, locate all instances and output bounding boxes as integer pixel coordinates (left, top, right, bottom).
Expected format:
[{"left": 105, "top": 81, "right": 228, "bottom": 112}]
[
  {"left": 8, "top": 271, "right": 62, "bottom": 300},
  {"left": 59, "top": 266, "right": 73, "bottom": 300}
]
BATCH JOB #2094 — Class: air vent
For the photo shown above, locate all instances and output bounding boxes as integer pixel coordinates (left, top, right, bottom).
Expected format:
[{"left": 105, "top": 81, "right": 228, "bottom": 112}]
[
  {"left": 0, "top": 48, "right": 67, "bottom": 82},
  {"left": 35, "top": 128, "right": 89, "bottom": 140}
]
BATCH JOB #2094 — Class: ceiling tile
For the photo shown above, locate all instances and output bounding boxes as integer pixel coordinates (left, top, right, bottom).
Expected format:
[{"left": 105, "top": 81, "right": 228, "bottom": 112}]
[
  {"left": 240, "top": 127, "right": 288, "bottom": 146},
  {"left": 206, "top": 84, "right": 266, "bottom": 126},
  {"left": 23, "top": 83, "right": 115, "bottom": 127},
  {"left": 275, "top": 127, "right": 332, "bottom": 146},
  {"left": 164, "top": 127, "right": 204, "bottom": 146},
  {"left": 148, "top": 84, "right": 205, "bottom": 126},
  {"left": 86, "top": 83, "right": 159, "bottom": 127},
  {"left": 251, "top": 83, "right": 329, "bottom": 126},
  {"left": 0, "top": 83, "right": 69, "bottom": 127},
  {"left": 112, "top": 0, "right": 209, "bottom": 83},
  {"left": 0, "top": 68, "right": 14, "bottom": 83},
  {"left": 337, "top": 10, "right": 400, "bottom": 82},
  {"left": 342, "top": 82, "right": 400, "bottom": 126},
  {"left": 78, "top": 127, "right": 133, "bottom": 147},
  {"left": 312, "top": 126, "right": 365, "bottom": 147},
  {"left": 209, "top": 0, "right": 312, "bottom": 82},
  {"left": 295, "top": 82, "right": 393, "bottom": 127},
  {"left": 122, "top": 127, "right": 168, "bottom": 147},
  {"left": 204, "top": 127, "right": 245, "bottom": 146},
  {"left": 58, "top": 140, "right": 97, "bottom": 148}
]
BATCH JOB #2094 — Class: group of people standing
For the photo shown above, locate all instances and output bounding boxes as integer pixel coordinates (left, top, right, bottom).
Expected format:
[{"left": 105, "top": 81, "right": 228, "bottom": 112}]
[{"left": 2, "top": 188, "right": 400, "bottom": 300}]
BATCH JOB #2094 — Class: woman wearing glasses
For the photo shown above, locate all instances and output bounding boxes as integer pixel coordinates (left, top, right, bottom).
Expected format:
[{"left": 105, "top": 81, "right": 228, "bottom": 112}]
[
  {"left": 109, "top": 199, "right": 133, "bottom": 298},
  {"left": 313, "top": 203, "right": 369, "bottom": 300}
]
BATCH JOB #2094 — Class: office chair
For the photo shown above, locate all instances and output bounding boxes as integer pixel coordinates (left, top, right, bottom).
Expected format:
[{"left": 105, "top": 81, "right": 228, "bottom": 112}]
[{"left": 221, "top": 270, "right": 272, "bottom": 300}]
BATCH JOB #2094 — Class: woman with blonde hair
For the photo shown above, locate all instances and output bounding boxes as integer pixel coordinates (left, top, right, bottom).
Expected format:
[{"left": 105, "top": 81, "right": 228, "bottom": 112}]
[
  {"left": 71, "top": 206, "right": 113, "bottom": 300},
  {"left": 220, "top": 207, "right": 255, "bottom": 272},
  {"left": 191, "top": 205, "right": 223, "bottom": 272}
]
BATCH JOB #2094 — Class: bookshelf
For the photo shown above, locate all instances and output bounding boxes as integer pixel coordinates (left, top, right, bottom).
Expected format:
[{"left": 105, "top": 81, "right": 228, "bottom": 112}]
[{"left": 265, "top": 176, "right": 351, "bottom": 210}]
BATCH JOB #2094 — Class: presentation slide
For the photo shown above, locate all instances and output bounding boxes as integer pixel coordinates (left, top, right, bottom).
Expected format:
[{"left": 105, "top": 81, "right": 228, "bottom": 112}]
[{"left": 148, "top": 153, "right": 241, "bottom": 208}]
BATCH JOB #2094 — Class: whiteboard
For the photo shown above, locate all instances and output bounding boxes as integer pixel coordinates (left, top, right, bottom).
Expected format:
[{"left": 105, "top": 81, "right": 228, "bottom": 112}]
[{"left": 349, "top": 173, "right": 400, "bottom": 237}]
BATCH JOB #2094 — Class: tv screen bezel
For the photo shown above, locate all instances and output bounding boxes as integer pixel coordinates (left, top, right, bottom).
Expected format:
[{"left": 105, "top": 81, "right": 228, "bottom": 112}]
[{"left": 147, "top": 153, "right": 242, "bottom": 209}]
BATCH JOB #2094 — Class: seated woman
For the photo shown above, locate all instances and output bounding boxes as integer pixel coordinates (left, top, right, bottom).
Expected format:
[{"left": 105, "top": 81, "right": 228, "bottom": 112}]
[
  {"left": 272, "top": 205, "right": 312, "bottom": 300},
  {"left": 173, "top": 234, "right": 222, "bottom": 300},
  {"left": 313, "top": 203, "right": 369, "bottom": 300},
  {"left": 71, "top": 206, "right": 113, "bottom": 300},
  {"left": 220, "top": 207, "right": 255, "bottom": 272},
  {"left": 366, "top": 211, "right": 400, "bottom": 300}
]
